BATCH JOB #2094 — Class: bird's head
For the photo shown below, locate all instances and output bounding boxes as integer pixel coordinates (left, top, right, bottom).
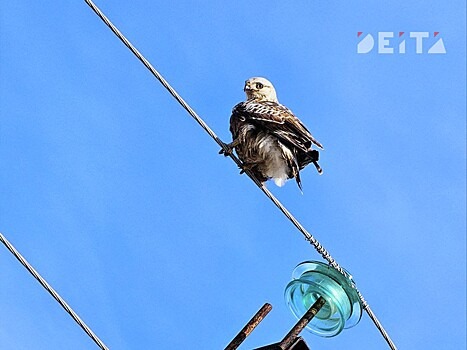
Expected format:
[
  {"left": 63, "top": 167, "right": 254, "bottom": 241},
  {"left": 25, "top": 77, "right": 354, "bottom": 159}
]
[{"left": 244, "top": 77, "right": 278, "bottom": 103}]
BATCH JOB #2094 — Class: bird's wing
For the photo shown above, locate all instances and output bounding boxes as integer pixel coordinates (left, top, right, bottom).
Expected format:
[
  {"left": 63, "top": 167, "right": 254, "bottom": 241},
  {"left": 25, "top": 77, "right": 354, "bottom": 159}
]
[{"left": 235, "top": 101, "right": 324, "bottom": 151}]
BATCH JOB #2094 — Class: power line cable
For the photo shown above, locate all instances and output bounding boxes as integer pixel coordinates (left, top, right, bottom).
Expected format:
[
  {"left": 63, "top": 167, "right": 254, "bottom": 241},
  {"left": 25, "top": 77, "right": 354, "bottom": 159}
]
[
  {"left": 80, "top": 1, "right": 396, "bottom": 348},
  {"left": 0, "top": 232, "right": 109, "bottom": 350}
]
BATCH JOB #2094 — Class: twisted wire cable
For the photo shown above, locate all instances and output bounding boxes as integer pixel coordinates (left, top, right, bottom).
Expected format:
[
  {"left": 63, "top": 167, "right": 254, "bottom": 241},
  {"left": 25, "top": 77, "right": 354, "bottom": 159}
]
[
  {"left": 82, "top": 1, "right": 396, "bottom": 348},
  {"left": 0, "top": 232, "right": 109, "bottom": 350}
]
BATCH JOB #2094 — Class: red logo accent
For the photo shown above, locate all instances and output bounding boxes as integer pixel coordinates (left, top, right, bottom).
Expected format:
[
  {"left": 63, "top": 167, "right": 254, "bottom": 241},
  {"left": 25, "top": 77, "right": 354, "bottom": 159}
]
[
  {"left": 434, "top": 31, "right": 439, "bottom": 37},
  {"left": 399, "top": 32, "right": 404, "bottom": 37},
  {"left": 358, "top": 32, "right": 363, "bottom": 37}
]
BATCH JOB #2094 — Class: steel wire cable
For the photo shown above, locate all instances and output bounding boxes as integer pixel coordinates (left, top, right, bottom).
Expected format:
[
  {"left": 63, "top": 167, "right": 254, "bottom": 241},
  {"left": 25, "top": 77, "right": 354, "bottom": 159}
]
[{"left": 0, "top": 232, "right": 109, "bottom": 350}]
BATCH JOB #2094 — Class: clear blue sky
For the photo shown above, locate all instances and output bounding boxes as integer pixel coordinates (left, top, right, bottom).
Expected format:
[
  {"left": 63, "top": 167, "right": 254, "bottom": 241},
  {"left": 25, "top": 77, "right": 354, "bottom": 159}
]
[{"left": 1, "top": 1, "right": 465, "bottom": 349}]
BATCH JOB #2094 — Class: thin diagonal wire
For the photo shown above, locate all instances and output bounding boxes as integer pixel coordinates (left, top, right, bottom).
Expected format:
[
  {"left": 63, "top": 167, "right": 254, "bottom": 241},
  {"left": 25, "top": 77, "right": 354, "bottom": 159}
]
[
  {"left": 83, "top": 1, "right": 397, "bottom": 349},
  {"left": 0, "top": 232, "right": 109, "bottom": 350}
]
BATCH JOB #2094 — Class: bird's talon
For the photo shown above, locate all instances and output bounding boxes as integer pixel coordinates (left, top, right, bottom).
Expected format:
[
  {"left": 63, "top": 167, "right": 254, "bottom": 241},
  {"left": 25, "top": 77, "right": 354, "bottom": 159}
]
[
  {"left": 239, "top": 162, "right": 255, "bottom": 175},
  {"left": 219, "top": 143, "right": 234, "bottom": 157},
  {"left": 219, "top": 148, "right": 230, "bottom": 156}
]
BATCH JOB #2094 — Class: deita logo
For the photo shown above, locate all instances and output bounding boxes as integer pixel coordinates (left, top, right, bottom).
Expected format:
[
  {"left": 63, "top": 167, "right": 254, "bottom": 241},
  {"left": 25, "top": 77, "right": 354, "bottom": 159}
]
[{"left": 357, "top": 32, "right": 446, "bottom": 54}]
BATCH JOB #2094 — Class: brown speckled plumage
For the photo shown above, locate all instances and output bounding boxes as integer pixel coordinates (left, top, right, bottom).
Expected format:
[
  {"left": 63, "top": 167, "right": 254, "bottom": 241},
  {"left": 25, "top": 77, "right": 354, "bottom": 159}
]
[{"left": 224, "top": 77, "right": 323, "bottom": 190}]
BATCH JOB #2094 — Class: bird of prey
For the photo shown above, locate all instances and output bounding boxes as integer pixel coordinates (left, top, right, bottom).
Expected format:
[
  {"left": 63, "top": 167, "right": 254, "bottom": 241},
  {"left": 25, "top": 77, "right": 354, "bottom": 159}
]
[{"left": 220, "top": 77, "right": 323, "bottom": 191}]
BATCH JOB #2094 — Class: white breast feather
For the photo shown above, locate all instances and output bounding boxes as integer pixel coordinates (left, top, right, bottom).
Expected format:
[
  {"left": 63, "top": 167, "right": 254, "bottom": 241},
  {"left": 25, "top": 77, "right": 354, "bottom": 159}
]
[{"left": 257, "top": 136, "right": 290, "bottom": 187}]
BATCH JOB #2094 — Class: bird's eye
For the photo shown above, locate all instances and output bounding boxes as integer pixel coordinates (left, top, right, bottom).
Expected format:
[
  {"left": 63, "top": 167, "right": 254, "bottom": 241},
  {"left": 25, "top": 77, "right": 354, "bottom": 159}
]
[{"left": 256, "top": 82, "right": 264, "bottom": 89}]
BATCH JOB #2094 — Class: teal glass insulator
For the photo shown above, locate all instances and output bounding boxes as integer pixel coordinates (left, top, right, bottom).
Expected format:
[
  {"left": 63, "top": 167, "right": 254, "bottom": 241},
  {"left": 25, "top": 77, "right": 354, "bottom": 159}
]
[{"left": 284, "top": 261, "right": 362, "bottom": 337}]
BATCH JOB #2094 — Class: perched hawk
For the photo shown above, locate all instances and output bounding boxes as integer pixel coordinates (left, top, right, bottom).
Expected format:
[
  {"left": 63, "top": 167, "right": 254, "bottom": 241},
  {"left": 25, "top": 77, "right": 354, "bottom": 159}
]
[{"left": 221, "top": 77, "right": 323, "bottom": 190}]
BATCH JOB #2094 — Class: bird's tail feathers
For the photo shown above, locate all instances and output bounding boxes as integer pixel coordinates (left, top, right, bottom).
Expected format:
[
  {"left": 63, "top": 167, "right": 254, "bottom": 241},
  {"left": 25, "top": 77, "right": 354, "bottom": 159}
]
[
  {"left": 295, "top": 172, "right": 303, "bottom": 192},
  {"left": 311, "top": 138, "right": 324, "bottom": 150},
  {"left": 313, "top": 161, "right": 323, "bottom": 174}
]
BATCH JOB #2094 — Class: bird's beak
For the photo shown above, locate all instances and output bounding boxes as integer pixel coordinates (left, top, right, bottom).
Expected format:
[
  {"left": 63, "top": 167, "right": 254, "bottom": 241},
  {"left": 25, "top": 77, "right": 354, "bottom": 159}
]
[{"left": 244, "top": 84, "right": 252, "bottom": 92}]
